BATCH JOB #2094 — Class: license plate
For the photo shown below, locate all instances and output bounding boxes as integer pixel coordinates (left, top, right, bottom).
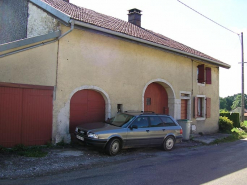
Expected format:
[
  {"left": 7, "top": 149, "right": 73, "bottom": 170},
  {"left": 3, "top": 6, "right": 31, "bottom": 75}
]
[{"left": 76, "top": 135, "right": 84, "bottom": 141}]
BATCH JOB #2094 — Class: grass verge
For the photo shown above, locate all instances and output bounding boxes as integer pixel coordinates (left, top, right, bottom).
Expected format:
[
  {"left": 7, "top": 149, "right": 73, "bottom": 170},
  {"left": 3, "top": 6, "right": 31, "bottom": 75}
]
[
  {"left": 0, "top": 144, "right": 49, "bottom": 158},
  {"left": 211, "top": 129, "right": 247, "bottom": 145},
  {"left": 244, "top": 121, "right": 247, "bottom": 126}
]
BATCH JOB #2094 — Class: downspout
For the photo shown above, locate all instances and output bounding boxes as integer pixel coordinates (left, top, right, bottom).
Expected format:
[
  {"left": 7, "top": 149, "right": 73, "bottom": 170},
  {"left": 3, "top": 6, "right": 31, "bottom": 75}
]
[
  {"left": 191, "top": 59, "right": 194, "bottom": 95},
  {"left": 58, "top": 20, "right": 74, "bottom": 40},
  {"left": 54, "top": 20, "right": 74, "bottom": 100},
  {"left": 53, "top": 20, "right": 74, "bottom": 143}
]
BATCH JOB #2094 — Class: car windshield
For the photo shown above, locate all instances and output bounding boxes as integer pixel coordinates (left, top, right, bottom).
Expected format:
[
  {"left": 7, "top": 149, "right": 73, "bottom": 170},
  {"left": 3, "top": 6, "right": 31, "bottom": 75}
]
[{"left": 110, "top": 113, "right": 135, "bottom": 127}]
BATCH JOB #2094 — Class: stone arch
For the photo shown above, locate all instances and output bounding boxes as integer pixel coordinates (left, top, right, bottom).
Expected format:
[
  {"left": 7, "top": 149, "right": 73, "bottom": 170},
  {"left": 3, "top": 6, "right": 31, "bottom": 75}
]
[
  {"left": 56, "top": 85, "right": 111, "bottom": 143},
  {"left": 142, "top": 79, "right": 176, "bottom": 117},
  {"left": 68, "top": 85, "right": 111, "bottom": 120}
]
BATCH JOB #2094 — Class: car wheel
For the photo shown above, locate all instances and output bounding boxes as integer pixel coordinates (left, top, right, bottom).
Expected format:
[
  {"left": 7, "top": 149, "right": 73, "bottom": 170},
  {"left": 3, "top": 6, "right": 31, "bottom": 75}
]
[
  {"left": 106, "top": 138, "right": 121, "bottom": 156},
  {"left": 163, "top": 136, "right": 175, "bottom": 151}
]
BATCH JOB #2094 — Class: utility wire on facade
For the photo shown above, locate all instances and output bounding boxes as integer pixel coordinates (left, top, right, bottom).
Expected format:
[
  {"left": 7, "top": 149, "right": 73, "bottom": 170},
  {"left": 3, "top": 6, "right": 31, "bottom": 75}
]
[
  {"left": 177, "top": 0, "right": 245, "bottom": 122},
  {"left": 177, "top": 0, "right": 239, "bottom": 36}
]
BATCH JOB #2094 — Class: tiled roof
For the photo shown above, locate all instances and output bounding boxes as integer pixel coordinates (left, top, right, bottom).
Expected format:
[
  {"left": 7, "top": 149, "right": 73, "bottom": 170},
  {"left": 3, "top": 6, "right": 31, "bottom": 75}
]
[{"left": 40, "top": 0, "right": 229, "bottom": 67}]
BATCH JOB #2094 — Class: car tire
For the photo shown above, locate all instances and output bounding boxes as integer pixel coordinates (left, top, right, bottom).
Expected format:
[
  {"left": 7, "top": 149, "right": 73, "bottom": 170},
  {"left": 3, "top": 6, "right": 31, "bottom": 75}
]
[
  {"left": 163, "top": 136, "right": 175, "bottom": 151},
  {"left": 106, "top": 138, "right": 121, "bottom": 156}
]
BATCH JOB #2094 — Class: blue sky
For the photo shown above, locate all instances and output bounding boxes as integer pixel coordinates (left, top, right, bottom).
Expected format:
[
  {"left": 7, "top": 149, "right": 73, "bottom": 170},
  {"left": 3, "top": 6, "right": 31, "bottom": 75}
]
[{"left": 70, "top": 0, "right": 247, "bottom": 97}]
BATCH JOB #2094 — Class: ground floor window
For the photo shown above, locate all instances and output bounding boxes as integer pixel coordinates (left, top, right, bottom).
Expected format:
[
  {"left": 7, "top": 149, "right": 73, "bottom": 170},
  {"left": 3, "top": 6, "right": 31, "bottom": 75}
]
[{"left": 194, "top": 95, "right": 211, "bottom": 120}]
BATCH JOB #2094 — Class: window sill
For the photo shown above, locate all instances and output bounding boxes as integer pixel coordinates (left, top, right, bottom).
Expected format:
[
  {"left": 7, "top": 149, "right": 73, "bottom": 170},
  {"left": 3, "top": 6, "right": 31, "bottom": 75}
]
[
  {"left": 197, "top": 83, "right": 205, "bottom": 86},
  {"left": 196, "top": 117, "right": 206, "bottom": 121}
]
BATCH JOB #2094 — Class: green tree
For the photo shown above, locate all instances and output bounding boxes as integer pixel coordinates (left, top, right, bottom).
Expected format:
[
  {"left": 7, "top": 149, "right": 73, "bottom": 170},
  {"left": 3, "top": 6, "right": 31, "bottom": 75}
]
[
  {"left": 231, "top": 94, "right": 247, "bottom": 110},
  {"left": 219, "top": 93, "right": 247, "bottom": 111},
  {"left": 220, "top": 97, "right": 227, "bottom": 110},
  {"left": 231, "top": 94, "right": 242, "bottom": 110}
]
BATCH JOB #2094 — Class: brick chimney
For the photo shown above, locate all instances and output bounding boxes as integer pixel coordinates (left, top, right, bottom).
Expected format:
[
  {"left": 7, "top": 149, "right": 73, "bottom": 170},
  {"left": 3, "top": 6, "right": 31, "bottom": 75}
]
[{"left": 128, "top": 8, "right": 142, "bottom": 27}]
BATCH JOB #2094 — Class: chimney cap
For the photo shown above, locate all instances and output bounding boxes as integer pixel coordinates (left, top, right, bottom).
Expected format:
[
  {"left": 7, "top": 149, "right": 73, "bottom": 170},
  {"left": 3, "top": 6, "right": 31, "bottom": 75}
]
[{"left": 128, "top": 8, "right": 142, "bottom": 15}]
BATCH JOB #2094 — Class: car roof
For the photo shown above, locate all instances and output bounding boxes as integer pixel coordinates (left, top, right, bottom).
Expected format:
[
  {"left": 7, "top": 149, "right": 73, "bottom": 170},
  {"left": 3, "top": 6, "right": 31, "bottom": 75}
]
[{"left": 122, "top": 111, "right": 170, "bottom": 117}]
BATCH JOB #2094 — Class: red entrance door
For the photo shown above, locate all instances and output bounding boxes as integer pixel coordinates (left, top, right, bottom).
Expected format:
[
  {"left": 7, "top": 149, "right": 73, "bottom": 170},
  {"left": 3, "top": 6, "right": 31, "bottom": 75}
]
[
  {"left": 144, "top": 83, "right": 168, "bottom": 114},
  {"left": 181, "top": 99, "right": 188, "bottom": 119},
  {"left": 70, "top": 90, "right": 105, "bottom": 133}
]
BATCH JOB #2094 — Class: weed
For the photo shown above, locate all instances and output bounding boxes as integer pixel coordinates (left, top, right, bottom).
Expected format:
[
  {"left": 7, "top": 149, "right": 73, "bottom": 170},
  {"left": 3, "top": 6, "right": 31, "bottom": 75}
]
[
  {"left": 17, "top": 146, "right": 48, "bottom": 158},
  {"left": 56, "top": 139, "right": 67, "bottom": 147},
  {"left": 0, "top": 144, "right": 48, "bottom": 157},
  {"left": 45, "top": 141, "right": 53, "bottom": 148}
]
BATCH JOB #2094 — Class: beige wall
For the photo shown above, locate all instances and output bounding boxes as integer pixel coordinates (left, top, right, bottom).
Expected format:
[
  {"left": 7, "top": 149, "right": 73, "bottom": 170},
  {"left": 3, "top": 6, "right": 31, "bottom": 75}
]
[
  {"left": 53, "top": 25, "right": 220, "bottom": 142},
  {"left": 0, "top": 41, "right": 58, "bottom": 86}
]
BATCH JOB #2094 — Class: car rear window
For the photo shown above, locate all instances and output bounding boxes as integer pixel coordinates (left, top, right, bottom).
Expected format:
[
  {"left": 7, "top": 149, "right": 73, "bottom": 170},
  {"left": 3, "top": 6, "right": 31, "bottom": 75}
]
[
  {"left": 149, "top": 116, "right": 164, "bottom": 127},
  {"left": 160, "top": 116, "right": 177, "bottom": 126}
]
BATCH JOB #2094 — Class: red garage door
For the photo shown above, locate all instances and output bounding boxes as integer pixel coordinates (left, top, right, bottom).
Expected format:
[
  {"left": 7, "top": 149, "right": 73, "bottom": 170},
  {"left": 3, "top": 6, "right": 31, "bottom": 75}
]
[
  {"left": 70, "top": 90, "right": 105, "bottom": 133},
  {"left": 144, "top": 82, "right": 169, "bottom": 114},
  {"left": 0, "top": 84, "right": 53, "bottom": 147}
]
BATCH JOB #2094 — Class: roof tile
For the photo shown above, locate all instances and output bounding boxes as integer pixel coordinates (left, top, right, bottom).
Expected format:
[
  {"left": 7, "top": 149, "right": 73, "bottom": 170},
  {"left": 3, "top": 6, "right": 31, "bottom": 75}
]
[{"left": 40, "top": 0, "right": 228, "bottom": 66}]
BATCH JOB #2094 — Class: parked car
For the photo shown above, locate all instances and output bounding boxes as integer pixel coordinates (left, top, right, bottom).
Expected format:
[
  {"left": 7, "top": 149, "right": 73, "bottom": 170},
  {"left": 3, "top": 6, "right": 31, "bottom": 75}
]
[{"left": 75, "top": 111, "right": 183, "bottom": 156}]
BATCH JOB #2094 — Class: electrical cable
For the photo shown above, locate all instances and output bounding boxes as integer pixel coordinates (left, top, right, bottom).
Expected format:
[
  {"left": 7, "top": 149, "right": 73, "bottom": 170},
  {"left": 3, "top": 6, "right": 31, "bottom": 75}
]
[{"left": 177, "top": 0, "right": 240, "bottom": 36}]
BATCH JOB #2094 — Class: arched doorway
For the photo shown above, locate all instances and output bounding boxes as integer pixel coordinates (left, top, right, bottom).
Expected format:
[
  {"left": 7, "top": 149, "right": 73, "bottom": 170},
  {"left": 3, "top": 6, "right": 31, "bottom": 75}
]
[
  {"left": 69, "top": 89, "right": 105, "bottom": 133},
  {"left": 144, "top": 82, "right": 169, "bottom": 114}
]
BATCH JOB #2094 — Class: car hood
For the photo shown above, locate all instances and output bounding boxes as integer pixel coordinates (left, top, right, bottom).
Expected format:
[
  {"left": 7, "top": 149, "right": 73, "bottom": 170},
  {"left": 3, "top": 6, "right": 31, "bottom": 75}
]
[{"left": 76, "top": 122, "right": 120, "bottom": 132}]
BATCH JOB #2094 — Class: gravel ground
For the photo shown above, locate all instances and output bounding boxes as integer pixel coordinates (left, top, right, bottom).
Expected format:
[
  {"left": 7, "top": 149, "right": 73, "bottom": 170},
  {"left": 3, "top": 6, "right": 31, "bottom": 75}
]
[{"left": 0, "top": 140, "right": 202, "bottom": 180}]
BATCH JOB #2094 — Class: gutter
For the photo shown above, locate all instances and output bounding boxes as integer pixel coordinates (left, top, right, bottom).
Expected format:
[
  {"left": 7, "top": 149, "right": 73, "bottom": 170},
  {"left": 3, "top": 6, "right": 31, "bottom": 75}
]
[
  {"left": 58, "top": 20, "right": 74, "bottom": 39},
  {"left": 0, "top": 17, "right": 74, "bottom": 59},
  {"left": 73, "top": 20, "right": 231, "bottom": 69},
  {"left": 0, "top": 31, "right": 61, "bottom": 58}
]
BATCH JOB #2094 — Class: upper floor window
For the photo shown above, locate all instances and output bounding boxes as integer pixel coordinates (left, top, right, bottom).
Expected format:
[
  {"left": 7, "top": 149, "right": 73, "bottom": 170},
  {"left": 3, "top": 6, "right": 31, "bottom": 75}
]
[{"left": 197, "top": 64, "right": 211, "bottom": 84}]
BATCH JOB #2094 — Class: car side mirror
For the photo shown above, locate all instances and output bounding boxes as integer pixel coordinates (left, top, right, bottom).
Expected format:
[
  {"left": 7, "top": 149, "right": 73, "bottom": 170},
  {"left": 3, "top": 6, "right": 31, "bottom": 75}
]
[{"left": 130, "top": 125, "right": 138, "bottom": 129}]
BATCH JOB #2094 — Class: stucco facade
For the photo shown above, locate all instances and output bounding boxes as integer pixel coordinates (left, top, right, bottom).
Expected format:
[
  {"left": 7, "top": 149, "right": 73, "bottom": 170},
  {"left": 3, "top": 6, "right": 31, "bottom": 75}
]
[
  {"left": 0, "top": 0, "right": 227, "bottom": 145},
  {"left": 53, "top": 25, "right": 220, "bottom": 142},
  {"left": 0, "top": 41, "right": 58, "bottom": 86}
]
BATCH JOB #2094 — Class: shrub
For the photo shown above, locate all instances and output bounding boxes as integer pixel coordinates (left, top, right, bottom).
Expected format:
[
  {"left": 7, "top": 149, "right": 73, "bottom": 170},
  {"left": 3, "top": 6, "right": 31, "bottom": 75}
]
[
  {"left": 240, "top": 122, "right": 247, "bottom": 132},
  {"left": 219, "top": 116, "right": 234, "bottom": 132},
  {"left": 220, "top": 113, "right": 240, "bottom": 127}
]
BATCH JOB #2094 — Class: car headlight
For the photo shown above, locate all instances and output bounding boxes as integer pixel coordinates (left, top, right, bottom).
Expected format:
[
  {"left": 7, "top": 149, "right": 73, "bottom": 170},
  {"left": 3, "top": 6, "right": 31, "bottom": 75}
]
[{"left": 87, "top": 132, "right": 98, "bottom": 139}]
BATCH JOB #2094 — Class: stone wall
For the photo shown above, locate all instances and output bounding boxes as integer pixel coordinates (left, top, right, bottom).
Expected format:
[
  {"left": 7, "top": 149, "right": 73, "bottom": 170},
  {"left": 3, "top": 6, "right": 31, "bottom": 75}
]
[
  {"left": 27, "top": 3, "right": 60, "bottom": 38},
  {"left": 0, "top": 0, "right": 28, "bottom": 44}
]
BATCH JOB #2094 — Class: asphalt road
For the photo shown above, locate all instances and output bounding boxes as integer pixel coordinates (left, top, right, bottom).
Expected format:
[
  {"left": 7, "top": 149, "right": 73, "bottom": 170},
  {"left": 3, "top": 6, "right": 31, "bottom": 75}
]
[{"left": 2, "top": 139, "right": 247, "bottom": 185}]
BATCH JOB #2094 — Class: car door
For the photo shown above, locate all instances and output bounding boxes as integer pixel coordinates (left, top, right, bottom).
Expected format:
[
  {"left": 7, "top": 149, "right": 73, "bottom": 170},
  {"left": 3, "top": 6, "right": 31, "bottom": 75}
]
[
  {"left": 126, "top": 116, "right": 150, "bottom": 147},
  {"left": 148, "top": 116, "right": 169, "bottom": 146}
]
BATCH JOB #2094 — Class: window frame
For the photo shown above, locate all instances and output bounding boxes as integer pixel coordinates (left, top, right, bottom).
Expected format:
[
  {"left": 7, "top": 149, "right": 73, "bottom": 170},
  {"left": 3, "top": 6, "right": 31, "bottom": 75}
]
[
  {"left": 194, "top": 95, "right": 206, "bottom": 120},
  {"left": 194, "top": 96, "right": 211, "bottom": 120},
  {"left": 197, "top": 65, "right": 211, "bottom": 85}
]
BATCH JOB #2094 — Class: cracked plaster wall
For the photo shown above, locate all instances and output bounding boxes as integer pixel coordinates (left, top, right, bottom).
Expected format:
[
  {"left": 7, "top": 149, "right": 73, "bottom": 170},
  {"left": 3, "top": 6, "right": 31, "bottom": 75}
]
[{"left": 27, "top": 3, "right": 60, "bottom": 38}]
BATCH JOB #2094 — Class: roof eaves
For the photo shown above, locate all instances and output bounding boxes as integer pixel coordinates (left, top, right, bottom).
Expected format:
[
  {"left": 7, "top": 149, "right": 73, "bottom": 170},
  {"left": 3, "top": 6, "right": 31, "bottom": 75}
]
[
  {"left": 73, "top": 19, "right": 231, "bottom": 69},
  {"left": 0, "top": 31, "right": 61, "bottom": 52},
  {"left": 30, "top": 0, "right": 71, "bottom": 23}
]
